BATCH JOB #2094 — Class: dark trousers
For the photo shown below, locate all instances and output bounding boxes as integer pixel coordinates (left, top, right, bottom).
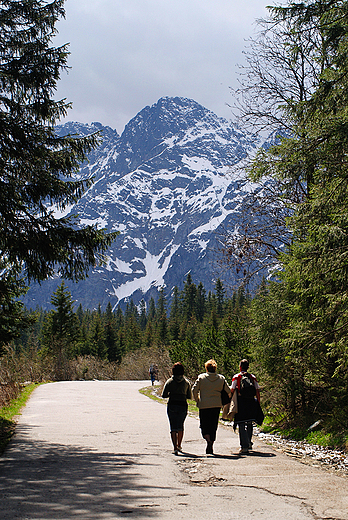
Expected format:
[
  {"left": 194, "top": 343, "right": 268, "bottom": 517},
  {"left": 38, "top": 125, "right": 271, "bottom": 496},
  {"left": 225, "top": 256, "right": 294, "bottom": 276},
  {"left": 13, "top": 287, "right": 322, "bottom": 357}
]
[
  {"left": 199, "top": 407, "right": 220, "bottom": 443},
  {"left": 238, "top": 420, "right": 253, "bottom": 449}
]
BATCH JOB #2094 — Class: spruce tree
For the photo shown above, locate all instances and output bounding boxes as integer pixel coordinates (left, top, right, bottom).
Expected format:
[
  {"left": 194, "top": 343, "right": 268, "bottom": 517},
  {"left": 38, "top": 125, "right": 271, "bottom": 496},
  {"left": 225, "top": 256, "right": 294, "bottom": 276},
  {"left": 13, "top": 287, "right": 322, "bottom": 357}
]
[
  {"left": 0, "top": 260, "right": 34, "bottom": 350},
  {"left": 168, "top": 286, "right": 180, "bottom": 341},
  {"left": 87, "top": 311, "right": 107, "bottom": 359},
  {"left": 195, "top": 282, "right": 206, "bottom": 322},
  {"left": 215, "top": 279, "right": 224, "bottom": 317},
  {"left": 0, "top": 1, "right": 117, "bottom": 342},
  {"left": 245, "top": 0, "right": 348, "bottom": 423},
  {"left": 139, "top": 299, "right": 147, "bottom": 330},
  {"left": 155, "top": 287, "right": 167, "bottom": 346},
  {"left": 40, "top": 281, "right": 79, "bottom": 378},
  {"left": 181, "top": 273, "right": 196, "bottom": 320},
  {"left": 104, "top": 302, "right": 118, "bottom": 362}
]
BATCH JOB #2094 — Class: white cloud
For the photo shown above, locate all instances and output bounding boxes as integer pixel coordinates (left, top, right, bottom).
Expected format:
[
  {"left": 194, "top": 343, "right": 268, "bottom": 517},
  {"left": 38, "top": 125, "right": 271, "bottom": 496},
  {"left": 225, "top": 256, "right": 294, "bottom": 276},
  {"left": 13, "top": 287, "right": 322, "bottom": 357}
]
[{"left": 54, "top": 0, "right": 269, "bottom": 132}]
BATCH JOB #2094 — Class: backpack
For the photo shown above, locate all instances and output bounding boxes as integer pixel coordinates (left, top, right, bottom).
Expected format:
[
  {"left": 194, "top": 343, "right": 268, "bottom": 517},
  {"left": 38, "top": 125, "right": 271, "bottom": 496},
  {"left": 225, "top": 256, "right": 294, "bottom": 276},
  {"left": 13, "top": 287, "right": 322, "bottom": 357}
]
[{"left": 239, "top": 373, "right": 256, "bottom": 399}]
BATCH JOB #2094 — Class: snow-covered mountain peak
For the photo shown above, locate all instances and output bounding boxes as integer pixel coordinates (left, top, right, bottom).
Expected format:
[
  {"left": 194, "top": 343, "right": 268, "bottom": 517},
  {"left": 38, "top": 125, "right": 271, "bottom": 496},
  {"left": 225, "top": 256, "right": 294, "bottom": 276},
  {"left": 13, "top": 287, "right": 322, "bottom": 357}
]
[{"left": 24, "top": 97, "right": 259, "bottom": 310}]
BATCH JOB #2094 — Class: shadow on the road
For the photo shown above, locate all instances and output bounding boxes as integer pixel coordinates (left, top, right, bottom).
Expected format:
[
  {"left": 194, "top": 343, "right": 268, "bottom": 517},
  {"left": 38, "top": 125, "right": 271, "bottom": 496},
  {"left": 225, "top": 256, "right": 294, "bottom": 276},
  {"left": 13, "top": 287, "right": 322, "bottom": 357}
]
[
  {"left": 237, "top": 451, "right": 276, "bottom": 458},
  {"left": 213, "top": 453, "right": 239, "bottom": 460},
  {"left": 176, "top": 452, "right": 240, "bottom": 460},
  {"left": 0, "top": 426, "right": 176, "bottom": 519},
  {"left": 175, "top": 451, "right": 201, "bottom": 458}
]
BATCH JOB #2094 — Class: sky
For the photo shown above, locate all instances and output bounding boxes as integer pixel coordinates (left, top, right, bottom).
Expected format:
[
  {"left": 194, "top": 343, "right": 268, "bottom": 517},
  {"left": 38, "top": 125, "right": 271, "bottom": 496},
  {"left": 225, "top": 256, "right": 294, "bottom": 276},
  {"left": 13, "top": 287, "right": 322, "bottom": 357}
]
[{"left": 54, "top": 0, "right": 270, "bottom": 134}]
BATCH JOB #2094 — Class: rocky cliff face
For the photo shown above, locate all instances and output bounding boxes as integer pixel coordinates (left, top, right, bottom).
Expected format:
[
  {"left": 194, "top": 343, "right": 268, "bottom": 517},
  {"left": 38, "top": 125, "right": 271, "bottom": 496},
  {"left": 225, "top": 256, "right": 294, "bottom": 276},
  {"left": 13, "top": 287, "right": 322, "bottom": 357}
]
[{"left": 24, "top": 97, "right": 258, "bottom": 310}]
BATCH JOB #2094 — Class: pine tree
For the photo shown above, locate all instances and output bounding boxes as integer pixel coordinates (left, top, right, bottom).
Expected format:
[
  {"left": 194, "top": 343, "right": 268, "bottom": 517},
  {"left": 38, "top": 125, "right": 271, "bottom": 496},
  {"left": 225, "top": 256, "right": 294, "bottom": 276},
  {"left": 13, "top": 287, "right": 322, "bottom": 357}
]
[
  {"left": 87, "top": 311, "right": 107, "bottom": 359},
  {"left": 139, "top": 299, "right": 147, "bottom": 330},
  {"left": 104, "top": 302, "right": 118, "bottom": 362},
  {"left": 40, "top": 281, "right": 79, "bottom": 378},
  {"left": 155, "top": 287, "right": 167, "bottom": 346},
  {"left": 0, "top": 0, "right": 117, "bottom": 342},
  {"left": 115, "top": 306, "right": 124, "bottom": 329},
  {"left": 168, "top": 286, "right": 180, "bottom": 341},
  {"left": 195, "top": 282, "right": 206, "bottom": 322},
  {"left": 181, "top": 273, "right": 196, "bottom": 320},
  {"left": 147, "top": 298, "right": 156, "bottom": 321},
  {"left": 124, "top": 313, "right": 141, "bottom": 351},
  {"left": 0, "top": 260, "right": 34, "bottom": 350},
  {"left": 245, "top": 0, "right": 348, "bottom": 423},
  {"left": 215, "top": 279, "right": 225, "bottom": 318}
]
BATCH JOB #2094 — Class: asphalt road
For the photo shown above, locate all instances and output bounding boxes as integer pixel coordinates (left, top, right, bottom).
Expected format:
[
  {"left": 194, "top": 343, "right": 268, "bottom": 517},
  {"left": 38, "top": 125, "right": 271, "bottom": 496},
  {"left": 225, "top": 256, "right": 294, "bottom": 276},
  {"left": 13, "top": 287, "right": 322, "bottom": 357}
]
[{"left": 0, "top": 381, "right": 347, "bottom": 519}]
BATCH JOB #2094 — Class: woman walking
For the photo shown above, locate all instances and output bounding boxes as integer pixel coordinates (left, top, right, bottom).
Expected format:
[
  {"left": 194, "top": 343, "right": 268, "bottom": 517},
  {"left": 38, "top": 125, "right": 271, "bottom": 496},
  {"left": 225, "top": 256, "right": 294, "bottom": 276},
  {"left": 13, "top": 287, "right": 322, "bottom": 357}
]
[
  {"left": 161, "top": 362, "right": 192, "bottom": 455},
  {"left": 192, "top": 359, "right": 231, "bottom": 455}
]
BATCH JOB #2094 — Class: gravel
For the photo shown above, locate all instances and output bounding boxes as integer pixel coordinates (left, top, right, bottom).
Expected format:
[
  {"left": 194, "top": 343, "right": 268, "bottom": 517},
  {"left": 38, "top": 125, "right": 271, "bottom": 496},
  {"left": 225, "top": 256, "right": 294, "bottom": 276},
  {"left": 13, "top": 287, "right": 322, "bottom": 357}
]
[
  {"left": 257, "top": 431, "right": 348, "bottom": 475},
  {"left": 221, "top": 420, "right": 348, "bottom": 475}
]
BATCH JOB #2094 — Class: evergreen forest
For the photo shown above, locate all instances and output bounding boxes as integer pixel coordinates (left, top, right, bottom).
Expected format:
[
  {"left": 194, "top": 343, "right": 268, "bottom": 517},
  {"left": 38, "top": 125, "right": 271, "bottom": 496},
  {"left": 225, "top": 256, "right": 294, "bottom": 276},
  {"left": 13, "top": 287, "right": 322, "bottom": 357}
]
[
  {"left": 1, "top": 0, "right": 348, "bottom": 448},
  {"left": 10, "top": 276, "right": 251, "bottom": 385}
]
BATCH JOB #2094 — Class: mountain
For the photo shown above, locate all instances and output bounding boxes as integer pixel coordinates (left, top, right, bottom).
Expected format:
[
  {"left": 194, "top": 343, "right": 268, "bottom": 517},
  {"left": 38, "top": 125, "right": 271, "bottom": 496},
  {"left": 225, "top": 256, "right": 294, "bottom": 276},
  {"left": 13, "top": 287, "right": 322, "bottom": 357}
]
[{"left": 23, "top": 96, "right": 258, "bottom": 310}]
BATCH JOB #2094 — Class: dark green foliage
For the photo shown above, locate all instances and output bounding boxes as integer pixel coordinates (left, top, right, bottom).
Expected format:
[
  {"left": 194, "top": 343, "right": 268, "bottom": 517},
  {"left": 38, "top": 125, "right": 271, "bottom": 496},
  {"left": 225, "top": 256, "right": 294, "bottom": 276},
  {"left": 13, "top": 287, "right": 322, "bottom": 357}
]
[
  {"left": 196, "top": 282, "right": 207, "bottom": 322},
  {"left": 215, "top": 279, "right": 224, "bottom": 317},
  {"left": 40, "top": 282, "right": 79, "bottom": 352},
  {"left": 181, "top": 273, "right": 196, "bottom": 321},
  {"left": 16, "top": 276, "right": 252, "bottom": 384},
  {"left": 138, "top": 300, "right": 147, "bottom": 331},
  {"left": 86, "top": 311, "right": 107, "bottom": 359},
  {"left": 40, "top": 281, "right": 79, "bottom": 379},
  {"left": 0, "top": 261, "right": 34, "bottom": 352},
  {"left": 104, "top": 303, "right": 118, "bottom": 362},
  {"left": 155, "top": 288, "right": 168, "bottom": 346},
  {"left": 0, "top": 0, "right": 117, "bottom": 346},
  {"left": 238, "top": 0, "right": 348, "bottom": 430},
  {"left": 168, "top": 286, "right": 180, "bottom": 341}
]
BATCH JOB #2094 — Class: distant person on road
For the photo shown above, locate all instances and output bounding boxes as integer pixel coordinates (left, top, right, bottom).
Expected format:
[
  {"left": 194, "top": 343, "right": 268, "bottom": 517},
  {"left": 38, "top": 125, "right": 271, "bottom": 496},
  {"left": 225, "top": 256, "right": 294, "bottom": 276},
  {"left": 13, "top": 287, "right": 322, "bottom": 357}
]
[
  {"left": 161, "top": 362, "right": 193, "bottom": 455},
  {"left": 231, "top": 359, "right": 260, "bottom": 454},
  {"left": 192, "top": 359, "right": 231, "bottom": 455},
  {"left": 149, "top": 363, "right": 158, "bottom": 385}
]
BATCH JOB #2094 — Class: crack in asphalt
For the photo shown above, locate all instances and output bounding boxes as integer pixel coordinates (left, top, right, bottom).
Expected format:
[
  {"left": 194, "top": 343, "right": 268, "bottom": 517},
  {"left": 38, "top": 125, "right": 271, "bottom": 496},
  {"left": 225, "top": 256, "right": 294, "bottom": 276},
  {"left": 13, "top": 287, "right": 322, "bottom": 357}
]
[{"left": 177, "top": 458, "right": 348, "bottom": 520}]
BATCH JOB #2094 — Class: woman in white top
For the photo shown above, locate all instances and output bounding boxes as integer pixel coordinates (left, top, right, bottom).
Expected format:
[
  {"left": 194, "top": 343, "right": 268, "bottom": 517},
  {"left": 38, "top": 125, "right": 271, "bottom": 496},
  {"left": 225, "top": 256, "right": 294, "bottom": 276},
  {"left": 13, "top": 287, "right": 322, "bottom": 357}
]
[{"left": 192, "top": 359, "right": 231, "bottom": 455}]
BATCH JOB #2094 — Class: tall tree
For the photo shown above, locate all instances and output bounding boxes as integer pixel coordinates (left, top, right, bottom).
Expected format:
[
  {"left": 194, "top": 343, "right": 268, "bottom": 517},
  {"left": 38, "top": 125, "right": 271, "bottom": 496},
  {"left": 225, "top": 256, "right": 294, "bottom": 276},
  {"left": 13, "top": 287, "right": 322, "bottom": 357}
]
[
  {"left": 246, "top": 0, "right": 348, "bottom": 424},
  {"left": 147, "top": 297, "right": 156, "bottom": 321},
  {"left": 168, "top": 286, "right": 180, "bottom": 341},
  {"left": 215, "top": 279, "right": 224, "bottom": 318},
  {"left": 104, "top": 302, "right": 118, "bottom": 362},
  {"left": 87, "top": 310, "right": 107, "bottom": 359},
  {"left": 0, "top": 261, "right": 33, "bottom": 351},
  {"left": 0, "top": 0, "right": 117, "bottom": 343},
  {"left": 155, "top": 287, "right": 167, "bottom": 346},
  {"left": 276, "top": 0, "right": 348, "bottom": 422},
  {"left": 195, "top": 282, "right": 206, "bottom": 322},
  {"left": 40, "top": 281, "right": 79, "bottom": 378},
  {"left": 220, "top": 0, "right": 329, "bottom": 285},
  {"left": 138, "top": 299, "right": 147, "bottom": 330},
  {"left": 181, "top": 273, "right": 196, "bottom": 321}
]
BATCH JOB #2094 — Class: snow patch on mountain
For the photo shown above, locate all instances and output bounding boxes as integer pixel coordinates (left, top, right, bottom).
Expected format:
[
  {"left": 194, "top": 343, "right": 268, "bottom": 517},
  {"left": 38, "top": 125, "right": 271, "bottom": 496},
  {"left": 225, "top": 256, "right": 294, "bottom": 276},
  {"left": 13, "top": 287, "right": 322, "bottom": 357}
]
[
  {"left": 23, "top": 96, "right": 260, "bottom": 310},
  {"left": 110, "top": 243, "right": 181, "bottom": 305}
]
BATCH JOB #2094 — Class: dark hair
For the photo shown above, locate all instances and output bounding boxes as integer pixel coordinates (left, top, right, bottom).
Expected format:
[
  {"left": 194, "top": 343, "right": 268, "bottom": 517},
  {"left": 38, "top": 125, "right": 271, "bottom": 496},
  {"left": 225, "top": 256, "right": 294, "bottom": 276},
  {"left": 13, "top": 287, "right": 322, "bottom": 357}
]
[
  {"left": 172, "top": 362, "right": 184, "bottom": 376},
  {"left": 240, "top": 359, "right": 249, "bottom": 371}
]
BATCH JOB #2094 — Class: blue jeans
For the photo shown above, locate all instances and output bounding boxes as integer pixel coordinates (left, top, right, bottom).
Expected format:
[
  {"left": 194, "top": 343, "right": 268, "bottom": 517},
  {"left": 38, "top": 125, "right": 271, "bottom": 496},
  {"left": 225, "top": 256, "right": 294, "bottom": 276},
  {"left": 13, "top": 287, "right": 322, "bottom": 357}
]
[{"left": 238, "top": 421, "right": 253, "bottom": 449}]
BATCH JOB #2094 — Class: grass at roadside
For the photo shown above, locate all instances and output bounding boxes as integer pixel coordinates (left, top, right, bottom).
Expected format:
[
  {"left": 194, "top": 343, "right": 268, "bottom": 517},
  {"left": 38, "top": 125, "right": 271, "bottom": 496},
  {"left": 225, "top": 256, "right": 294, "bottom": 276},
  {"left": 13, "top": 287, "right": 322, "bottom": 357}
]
[
  {"left": 0, "top": 383, "right": 41, "bottom": 455},
  {"left": 260, "top": 416, "right": 348, "bottom": 451},
  {"left": 139, "top": 385, "right": 199, "bottom": 415}
]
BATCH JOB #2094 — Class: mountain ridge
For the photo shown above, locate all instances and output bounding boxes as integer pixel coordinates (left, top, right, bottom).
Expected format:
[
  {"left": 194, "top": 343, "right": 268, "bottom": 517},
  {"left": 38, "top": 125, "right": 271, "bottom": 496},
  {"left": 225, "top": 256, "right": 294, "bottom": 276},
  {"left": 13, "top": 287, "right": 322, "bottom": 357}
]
[{"left": 23, "top": 96, "right": 259, "bottom": 310}]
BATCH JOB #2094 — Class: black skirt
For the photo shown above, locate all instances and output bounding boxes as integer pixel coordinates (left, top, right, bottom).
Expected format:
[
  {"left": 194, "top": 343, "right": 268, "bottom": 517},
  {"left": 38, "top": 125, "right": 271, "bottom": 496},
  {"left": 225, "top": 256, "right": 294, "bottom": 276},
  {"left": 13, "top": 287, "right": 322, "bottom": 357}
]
[{"left": 167, "top": 402, "right": 188, "bottom": 432}]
